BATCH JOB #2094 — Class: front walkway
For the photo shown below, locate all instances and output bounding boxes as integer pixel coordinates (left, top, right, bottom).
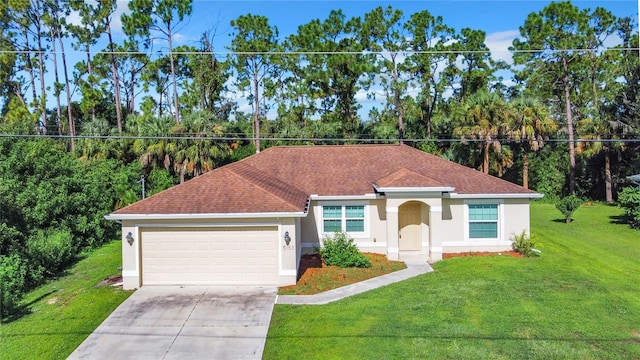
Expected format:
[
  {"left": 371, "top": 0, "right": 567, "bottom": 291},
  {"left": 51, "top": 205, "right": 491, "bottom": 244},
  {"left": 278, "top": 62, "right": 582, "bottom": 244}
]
[{"left": 276, "top": 260, "right": 433, "bottom": 305}]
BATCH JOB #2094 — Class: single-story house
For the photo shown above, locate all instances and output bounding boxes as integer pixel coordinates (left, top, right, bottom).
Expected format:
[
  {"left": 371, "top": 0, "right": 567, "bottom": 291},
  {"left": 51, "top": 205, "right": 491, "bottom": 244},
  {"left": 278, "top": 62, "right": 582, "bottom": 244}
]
[{"left": 106, "top": 144, "right": 542, "bottom": 289}]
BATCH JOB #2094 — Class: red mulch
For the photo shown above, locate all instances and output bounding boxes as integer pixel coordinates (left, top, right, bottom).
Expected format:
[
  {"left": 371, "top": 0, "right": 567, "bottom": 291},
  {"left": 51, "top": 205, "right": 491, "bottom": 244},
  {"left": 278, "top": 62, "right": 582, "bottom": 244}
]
[
  {"left": 443, "top": 250, "right": 524, "bottom": 259},
  {"left": 279, "top": 253, "right": 407, "bottom": 295},
  {"left": 96, "top": 274, "right": 123, "bottom": 287},
  {"left": 297, "top": 253, "right": 324, "bottom": 278}
]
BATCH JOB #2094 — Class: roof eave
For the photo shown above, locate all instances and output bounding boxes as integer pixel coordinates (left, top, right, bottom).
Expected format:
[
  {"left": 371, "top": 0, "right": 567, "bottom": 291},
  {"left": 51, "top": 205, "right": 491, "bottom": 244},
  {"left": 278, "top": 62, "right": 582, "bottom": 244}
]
[
  {"left": 309, "top": 193, "right": 382, "bottom": 200},
  {"left": 105, "top": 211, "right": 308, "bottom": 221},
  {"left": 446, "top": 193, "right": 544, "bottom": 199},
  {"left": 373, "top": 185, "right": 456, "bottom": 193}
]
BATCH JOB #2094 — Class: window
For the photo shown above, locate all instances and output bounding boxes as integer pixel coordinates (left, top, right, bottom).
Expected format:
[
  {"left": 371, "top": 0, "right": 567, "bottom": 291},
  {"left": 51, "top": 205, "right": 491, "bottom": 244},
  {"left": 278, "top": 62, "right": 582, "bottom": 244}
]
[
  {"left": 468, "top": 204, "right": 498, "bottom": 238},
  {"left": 322, "top": 205, "right": 365, "bottom": 233}
]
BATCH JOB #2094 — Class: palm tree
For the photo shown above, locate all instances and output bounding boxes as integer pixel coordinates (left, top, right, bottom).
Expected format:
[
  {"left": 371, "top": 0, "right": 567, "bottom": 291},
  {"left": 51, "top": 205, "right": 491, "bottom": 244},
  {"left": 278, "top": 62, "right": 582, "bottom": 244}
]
[
  {"left": 131, "top": 115, "right": 176, "bottom": 171},
  {"left": 454, "top": 90, "right": 510, "bottom": 174},
  {"left": 76, "top": 118, "right": 123, "bottom": 161},
  {"left": 577, "top": 107, "right": 632, "bottom": 203},
  {"left": 172, "top": 111, "right": 230, "bottom": 183},
  {"left": 508, "top": 97, "right": 557, "bottom": 189}
]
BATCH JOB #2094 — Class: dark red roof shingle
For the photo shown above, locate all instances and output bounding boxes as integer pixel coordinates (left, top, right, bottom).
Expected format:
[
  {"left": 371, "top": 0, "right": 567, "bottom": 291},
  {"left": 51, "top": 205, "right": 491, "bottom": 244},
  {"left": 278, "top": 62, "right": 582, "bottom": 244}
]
[{"left": 113, "top": 144, "right": 537, "bottom": 215}]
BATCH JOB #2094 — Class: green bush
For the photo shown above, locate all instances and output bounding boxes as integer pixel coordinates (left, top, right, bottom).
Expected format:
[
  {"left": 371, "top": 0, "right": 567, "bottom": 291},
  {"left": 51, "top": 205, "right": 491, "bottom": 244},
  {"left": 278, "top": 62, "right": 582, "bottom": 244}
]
[
  {"left": 316, "top": 232, "right": 372, "bottom": 268},
  {"left": 555, "top": 195, "right": 583, "bottom": 223},
  {"left": 27, "top": 230, "right": 75, "bottom": 276},
  {"left": 618, "top": 187, "right": 640, "bottom": 228},
  {"left": 0, "top": 254, "right": 29, "bottom": 316},
  {"left": 511, "top": 231, "right": 540, "bottom": 257}
]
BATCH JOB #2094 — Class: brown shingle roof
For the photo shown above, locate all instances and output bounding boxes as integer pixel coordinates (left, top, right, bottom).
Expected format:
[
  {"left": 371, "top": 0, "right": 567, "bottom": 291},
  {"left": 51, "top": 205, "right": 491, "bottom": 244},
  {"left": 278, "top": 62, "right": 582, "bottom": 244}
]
[
  {"left": 374, "top": 168, "right": 447, "bottom": 188},
  {"left": 113, "top": 144, "right": 537, "bottom": 216}
]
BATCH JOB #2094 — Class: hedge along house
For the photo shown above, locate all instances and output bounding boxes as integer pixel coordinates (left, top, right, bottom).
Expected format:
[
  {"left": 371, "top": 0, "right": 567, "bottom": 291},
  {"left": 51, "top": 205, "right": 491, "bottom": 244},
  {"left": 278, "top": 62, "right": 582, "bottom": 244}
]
[{"left": 106, "top": 145, "right": 542, "bottom": 290}]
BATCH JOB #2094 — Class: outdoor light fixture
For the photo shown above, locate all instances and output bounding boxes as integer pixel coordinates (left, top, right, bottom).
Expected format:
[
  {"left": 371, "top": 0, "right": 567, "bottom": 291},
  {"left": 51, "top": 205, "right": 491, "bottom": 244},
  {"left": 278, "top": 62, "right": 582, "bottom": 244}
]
[
  {"left": 126, "top": 232, "right": 134, "bottom": 246},
  {"left": 284, "top": 231, "right": 291, "bottom": 245}
]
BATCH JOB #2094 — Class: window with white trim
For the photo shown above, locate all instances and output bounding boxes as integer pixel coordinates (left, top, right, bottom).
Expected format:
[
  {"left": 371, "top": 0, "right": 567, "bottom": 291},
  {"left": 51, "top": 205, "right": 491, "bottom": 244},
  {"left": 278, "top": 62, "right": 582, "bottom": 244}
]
[
  {"left": 468, "top": 204, "right": 499, "bottom": 238},
  {"left": 322, "top": 205, "right": 365, "bottom": 233}
]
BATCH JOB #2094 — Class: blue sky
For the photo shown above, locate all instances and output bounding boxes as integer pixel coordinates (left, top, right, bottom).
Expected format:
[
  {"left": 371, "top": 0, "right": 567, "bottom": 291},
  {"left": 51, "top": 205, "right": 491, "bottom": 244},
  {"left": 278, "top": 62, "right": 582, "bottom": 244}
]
[
  {"left": 69, "top": 0, "right": 639, "bottom": 117},
  {"left": 174, "top": 0, "right": 638, "bottom": 48}
]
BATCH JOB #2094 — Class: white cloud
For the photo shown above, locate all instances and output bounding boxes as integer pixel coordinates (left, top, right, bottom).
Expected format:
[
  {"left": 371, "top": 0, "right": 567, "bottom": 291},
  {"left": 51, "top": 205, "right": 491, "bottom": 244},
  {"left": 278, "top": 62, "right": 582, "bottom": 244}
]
[
  {"left": 602, "top": 32, "right": 623, "bottom": 50},
  {"left": 172, "top": 33, "right": 190, "bottom": 44},
  {"left": 66, "top": 10, "right": 82, "bottom": 27},
  {"left": 485, "top": 30, "right": 519, "bottom": 64},
  {"left": 110, "top": 1, "right": 131, "bottom": 34}
]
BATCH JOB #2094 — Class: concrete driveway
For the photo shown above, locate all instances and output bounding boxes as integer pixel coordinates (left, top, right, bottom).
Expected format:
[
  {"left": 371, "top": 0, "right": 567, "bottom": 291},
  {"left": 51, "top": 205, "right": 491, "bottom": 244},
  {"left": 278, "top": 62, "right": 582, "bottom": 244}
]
[{"left": 68, "top": 286, "right": 277, "bottom": 360}]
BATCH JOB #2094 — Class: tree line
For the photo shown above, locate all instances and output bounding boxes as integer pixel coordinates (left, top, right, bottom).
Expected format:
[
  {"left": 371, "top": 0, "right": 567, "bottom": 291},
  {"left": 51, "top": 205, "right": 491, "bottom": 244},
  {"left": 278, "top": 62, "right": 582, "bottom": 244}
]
[
  {"left": 1, "top": 0, "right": 639, "bottom": 316},
  {"left": 1, "top": 1, "right": 637, "bottom": 199}
]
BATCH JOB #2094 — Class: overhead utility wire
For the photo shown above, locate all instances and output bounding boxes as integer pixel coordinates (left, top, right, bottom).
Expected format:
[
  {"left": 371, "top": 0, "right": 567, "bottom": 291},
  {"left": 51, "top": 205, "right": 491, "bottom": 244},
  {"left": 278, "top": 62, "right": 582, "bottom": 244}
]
[
  {"left": 1, "top": 134, "right": 639, "bottom": 143},
  {"left": 0, "top": 48, "right": 638, "bottom": 56}
]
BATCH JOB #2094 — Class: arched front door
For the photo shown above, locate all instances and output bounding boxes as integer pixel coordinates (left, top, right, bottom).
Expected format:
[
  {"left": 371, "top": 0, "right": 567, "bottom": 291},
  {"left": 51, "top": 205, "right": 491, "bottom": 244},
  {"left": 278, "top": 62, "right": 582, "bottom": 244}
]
[{"left": 399, "top": 201, "right": 422, "bottom": 251}]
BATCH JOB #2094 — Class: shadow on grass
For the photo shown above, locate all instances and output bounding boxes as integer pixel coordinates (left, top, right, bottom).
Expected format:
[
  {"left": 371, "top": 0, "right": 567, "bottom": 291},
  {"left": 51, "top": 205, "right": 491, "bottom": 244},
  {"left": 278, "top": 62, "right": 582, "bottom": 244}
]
[
  {"left": 266, "top": 333, "right": 640, "bottom": 344},
  {"left": 1, "top": 288, "right": 59, "bottom": 324},
  {"left": 609, "top": 214, "right": 629, "bottom": 225}
]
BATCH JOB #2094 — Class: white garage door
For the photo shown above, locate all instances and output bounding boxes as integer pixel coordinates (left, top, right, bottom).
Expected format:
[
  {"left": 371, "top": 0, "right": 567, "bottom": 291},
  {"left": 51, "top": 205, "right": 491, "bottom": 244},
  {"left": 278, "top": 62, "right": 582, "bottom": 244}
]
[{"left": 141, "top": 226, "right": 279, "bottom": 286}]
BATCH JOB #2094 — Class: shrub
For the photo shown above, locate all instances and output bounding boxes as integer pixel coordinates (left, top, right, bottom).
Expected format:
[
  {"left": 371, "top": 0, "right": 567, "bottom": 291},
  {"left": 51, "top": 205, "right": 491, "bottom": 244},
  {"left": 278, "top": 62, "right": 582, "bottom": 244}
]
[
  {"left": 511, "top": 231, "right": 540, "bottom": 257},
  {"left": 27, "top": 230, "right": 76, "bottom": 276},
  {"left": 316, "top": 232, "right": 372, "bottom": 268},
  {"left": 618, "top": 187, "right": 640, "bottom": 228},
  {"left": 555, "top": 195, "right": 583, "bottom": 223},
  {"left": 0, "top": 254, "right": 29, "bottom": 316}
]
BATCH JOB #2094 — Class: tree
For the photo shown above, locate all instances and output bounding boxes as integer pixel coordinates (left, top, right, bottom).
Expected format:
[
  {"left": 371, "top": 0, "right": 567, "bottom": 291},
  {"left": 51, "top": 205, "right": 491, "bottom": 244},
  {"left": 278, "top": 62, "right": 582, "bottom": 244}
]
[
  {"left": 93, "top": 39, "right": 148, "bottom": 116},
  {"left": 98, "top": 0, "right": 124, "bottom": 133},
  {"left": 9, "top": 0, "right": 48, "bottom": 133},
  {"left": 508, "top": 96, "right": 557, "bottom": 189},
  {"left": 179, "top": 30, "right": 230, "bottom": 117},
  {"left": 67, "top": 0, "right": 106, "bottom": 123},
  {"left": 141, "top": 55, "right": 173, "bottom": 118},
  {"left": 171, "top": 111, "right": 229, "bottom": 183},
  {"left": 228, "top": 14, "right": 279, "bottom": 153},
  {"left": 283, "top": 10, "right": 373, "bottom": 139},
  {"left": 362, "top": 6, "right": 407, "bottom": 142},
  {"left": 122, "top": 0, "right": 193, "bottom": 124},
  {"left": 404, "top": 10, "right": 456, "bottom": 139},
  {"left": 131, "top": 115, "right": 176, "bottom": 172},
  {"left": 511, "top": 2, "right": 617, "bottom": 194},
  {"left": 0, "top": 2, "right": 18, "bottom": 115},
  {"left": 454, "top": 90, "right": 511, "bottom": 174},
  {"left": 453, "top": 28, "right": 502, "bottom": 101},
  {"left": 38, "top": 0, "right": 75, "bottom": 147}
]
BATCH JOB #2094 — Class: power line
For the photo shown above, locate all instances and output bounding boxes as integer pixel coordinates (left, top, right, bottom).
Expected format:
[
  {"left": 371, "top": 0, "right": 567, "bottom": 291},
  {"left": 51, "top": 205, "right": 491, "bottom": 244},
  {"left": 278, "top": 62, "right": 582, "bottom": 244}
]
[
  {"left": 0, "top": 48, "right": 638, "bottom": 56},
  {"left": 1, "top": 133, "right": 639, "bottom": 143}
]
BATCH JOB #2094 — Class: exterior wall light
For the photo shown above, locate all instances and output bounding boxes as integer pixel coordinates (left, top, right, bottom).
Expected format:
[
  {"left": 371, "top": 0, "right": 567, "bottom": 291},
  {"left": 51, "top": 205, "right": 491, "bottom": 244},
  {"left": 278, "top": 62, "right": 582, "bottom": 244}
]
[
  {"left": 126, "top": 232, "right": 134, "bottom": 246},
  {"left": 284, "top": 231, "right": 291, "bottom": 245}
]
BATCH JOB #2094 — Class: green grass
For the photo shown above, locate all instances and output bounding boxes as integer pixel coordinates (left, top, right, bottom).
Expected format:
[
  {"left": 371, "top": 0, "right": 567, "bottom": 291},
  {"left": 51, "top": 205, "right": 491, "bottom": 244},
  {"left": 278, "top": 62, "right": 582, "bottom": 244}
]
[
  {"left": 264, "top": 203, "right": 640, "bottom": 359},
  {"left": 0, "top": 241, "right": 132, "bottom": 360}
]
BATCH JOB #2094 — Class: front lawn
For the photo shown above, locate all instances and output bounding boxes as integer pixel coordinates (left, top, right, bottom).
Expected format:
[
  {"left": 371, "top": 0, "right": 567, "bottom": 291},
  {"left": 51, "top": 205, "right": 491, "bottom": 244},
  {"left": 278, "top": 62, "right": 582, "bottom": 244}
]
[
  {"left": 0, "top": 241, "right": 131, "bottom": 360},
  {"left": 264, "top": 203, "right": 640, "bottom": 359}
]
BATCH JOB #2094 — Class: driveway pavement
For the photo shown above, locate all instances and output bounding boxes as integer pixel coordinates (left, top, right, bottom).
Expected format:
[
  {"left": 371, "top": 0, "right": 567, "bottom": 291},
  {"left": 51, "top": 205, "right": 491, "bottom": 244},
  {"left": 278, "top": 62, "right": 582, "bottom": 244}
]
[{"left": 68, "top": 286, "right": 277, "bottom": 360}]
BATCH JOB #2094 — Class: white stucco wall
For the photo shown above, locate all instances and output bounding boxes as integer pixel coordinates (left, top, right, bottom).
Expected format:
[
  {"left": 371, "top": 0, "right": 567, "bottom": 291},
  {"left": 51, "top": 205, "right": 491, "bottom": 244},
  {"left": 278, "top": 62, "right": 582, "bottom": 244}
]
[
  {"left": 119, "top": 216, "right": 298, "bottom": 290},
  {"left": 441, "top": 198, "right": 531, "bottom": 253},
  {"left": 299, "top": 199, "right": 388, "bottom": 255}
]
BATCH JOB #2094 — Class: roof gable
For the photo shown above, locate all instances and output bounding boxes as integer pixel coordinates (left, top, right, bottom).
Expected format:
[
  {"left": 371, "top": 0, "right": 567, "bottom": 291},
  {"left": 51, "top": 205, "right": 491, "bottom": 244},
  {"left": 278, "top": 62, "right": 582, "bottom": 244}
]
[{"left": 374, "top": 168, "right": 447, "bottom": 188}]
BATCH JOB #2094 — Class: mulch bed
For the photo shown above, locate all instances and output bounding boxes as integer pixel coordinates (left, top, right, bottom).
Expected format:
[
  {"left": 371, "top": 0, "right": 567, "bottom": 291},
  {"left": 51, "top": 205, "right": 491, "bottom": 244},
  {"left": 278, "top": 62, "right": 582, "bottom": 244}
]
[
  {"left": 297, "top": 253, "right": 324, "bottom": 278},
  {"left": 278, "top": 253, "right": 406, "bottom": 295},
  {"left": 96, "top": 274, "right": 123, "bottom": 287},
  {"left": 443, "top": 250, "right": 524, "bottom": 259}
]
